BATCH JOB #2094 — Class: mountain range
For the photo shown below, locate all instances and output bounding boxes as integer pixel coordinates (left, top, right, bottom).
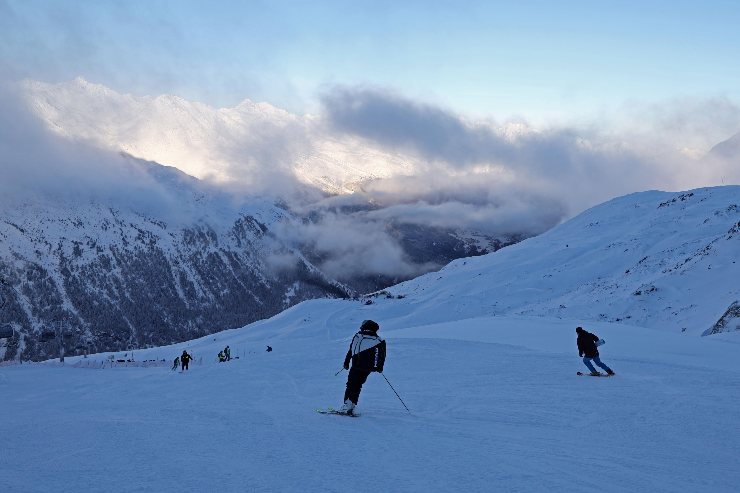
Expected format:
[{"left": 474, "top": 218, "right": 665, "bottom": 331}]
[
  {"left": 0, "top": 155, "right": 513, "bottom": 361},
  {"left": 2, "top": 78, "right": 737, "bottom": 361}
]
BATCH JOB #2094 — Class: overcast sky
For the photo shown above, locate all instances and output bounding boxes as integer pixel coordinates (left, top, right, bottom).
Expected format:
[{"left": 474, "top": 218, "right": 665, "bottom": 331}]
[{"left": 3, "top": 0, "right": 740, "bottom": 122}]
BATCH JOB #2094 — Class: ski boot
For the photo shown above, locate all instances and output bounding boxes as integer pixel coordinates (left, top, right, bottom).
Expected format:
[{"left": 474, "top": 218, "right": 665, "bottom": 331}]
[{"left": 339, "top": 399, "right": 356, "bottom": 415}]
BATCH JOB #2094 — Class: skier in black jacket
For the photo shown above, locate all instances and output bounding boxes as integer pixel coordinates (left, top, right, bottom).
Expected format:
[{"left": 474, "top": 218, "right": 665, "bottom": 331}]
[
  {"left": 340, "top": 320, "right": 386, "bottom": 415},
  {"left": 576, "top": 326, "right": 615, "bottom": 376},
  {"left": 181, "top": 350, "right": 194, "bottom": 371}
]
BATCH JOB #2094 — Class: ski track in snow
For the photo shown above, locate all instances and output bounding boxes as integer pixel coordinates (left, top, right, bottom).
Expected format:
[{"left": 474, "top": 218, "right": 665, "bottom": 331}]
[{"left": 2, "top": 309, "right": 739, "bottom": 493}]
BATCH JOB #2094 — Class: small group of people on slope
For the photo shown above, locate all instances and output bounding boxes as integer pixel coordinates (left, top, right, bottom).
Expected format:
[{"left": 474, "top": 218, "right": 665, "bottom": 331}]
[
  {"left": 336, "top": 320, "right": 615, "bottom": 414},
  {"left": 218, "top": 345, "right": 231, "bottom": 362},
  {"left": 172, "top": 344, "right": 273, "bottom": 370},
  {"left": 172, "top": 350, "right": 194, "bottom": 371}
]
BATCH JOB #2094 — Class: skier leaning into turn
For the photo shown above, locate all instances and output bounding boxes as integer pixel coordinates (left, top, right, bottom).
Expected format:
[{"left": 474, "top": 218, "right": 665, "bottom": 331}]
[
  {"left": 576, "top": 326, "right": 615, "bottom": 376},
  {"left": 339, "top": 320, "right": 386, "bottom": 415}
]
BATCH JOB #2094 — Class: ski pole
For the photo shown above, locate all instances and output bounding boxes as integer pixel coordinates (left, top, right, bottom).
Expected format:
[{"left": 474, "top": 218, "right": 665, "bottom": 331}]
[
  {"left": 381, "top": 373, "right": 411, "bottom": 414},
  {"left": 334, "top": 367, "right": 346, "bottom": 376}
]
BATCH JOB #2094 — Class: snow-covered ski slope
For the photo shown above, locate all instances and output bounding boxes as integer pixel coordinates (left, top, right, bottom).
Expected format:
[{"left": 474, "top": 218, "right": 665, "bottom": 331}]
[{"left": 2, "top": 186, "right": 739, "bottom": 492}]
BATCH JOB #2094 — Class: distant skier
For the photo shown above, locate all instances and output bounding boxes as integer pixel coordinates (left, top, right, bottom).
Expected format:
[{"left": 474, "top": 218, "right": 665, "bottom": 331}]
[
  {"left": 171, "top": 356, "right": 180, "bottom": 371},
  {"left": 266, "top": 345, "right": 272, "bottom": 352},
  {"left": 576, "top": 327, "right": 615, "bottom": 376},
  {"left": 339, "top": 320, "right": 386, "bottom": 415},
  {"left": 224, "top": 345, "right": 231, "bottom": 361},
  {"left": 218, "top": 351, "right": 226, "bottom": 362},
  {"left": 181, "top": 350, "right": 193, "bottom": 371}
]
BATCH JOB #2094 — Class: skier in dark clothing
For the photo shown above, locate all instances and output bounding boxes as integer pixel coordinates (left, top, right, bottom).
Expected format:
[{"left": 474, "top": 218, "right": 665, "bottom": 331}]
[
  {"left": 224, "top": 346, "right": 231, "bottom": 361},
  {"left": 181, "top": 350, "right": 193, "bottom": 371},
  {"left": 171, "top": 356, "right": 180, "bottom": 371},
  {"left": 576, "top": 327, "right": 614, "bottom": 376},
  {"left": 340, "top": 320, "right": 386, "bottom": 415}
]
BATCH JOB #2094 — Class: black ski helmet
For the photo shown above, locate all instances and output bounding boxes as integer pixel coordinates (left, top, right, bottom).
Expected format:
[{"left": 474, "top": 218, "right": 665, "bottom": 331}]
[{"left": 360, "top": 320, "right": 380, "bottom": 332}]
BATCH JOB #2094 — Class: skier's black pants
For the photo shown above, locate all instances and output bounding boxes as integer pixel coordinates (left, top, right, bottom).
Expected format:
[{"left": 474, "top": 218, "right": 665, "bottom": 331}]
[
  {"left": 344, "top": 367, "right": 371, "bottom": 405},
  {"left": 182, "top": 361, "right": 189, "bottom": 370}
]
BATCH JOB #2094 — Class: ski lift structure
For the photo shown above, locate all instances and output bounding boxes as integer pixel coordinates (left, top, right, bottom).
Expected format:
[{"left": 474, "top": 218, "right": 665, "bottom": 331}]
[
  {"left": 0, "top": 324, "right": 14, "bottom": 339},
  {"left": 0, "top": 324, "right": 15, "bottom": 347},
  {"left": 39, "top": 329, "right": 57, "bottom": 343},
  {"left": 0, "top": 279, "right": 23, "bottom": 342},
  {"left": 2, "top": 281, "right": 76, "bottom": 360},
  {"left": 39, "top": 321, "right": 74, "bottom": 362}
]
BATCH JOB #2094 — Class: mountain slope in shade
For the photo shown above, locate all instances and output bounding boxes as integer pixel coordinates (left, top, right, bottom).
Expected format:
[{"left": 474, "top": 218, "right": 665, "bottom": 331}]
[
  {"left": 0, "top": 157, "right": 512, "bottom": 362},
  {"left": 704, "top": 301, "right": 740, "bottom": 335},
  {"left": 709, "top": 131, "right": 740, "bottom": 160},
  {"left": 0, "top": 155, "right": 348, "bottom": 361}
]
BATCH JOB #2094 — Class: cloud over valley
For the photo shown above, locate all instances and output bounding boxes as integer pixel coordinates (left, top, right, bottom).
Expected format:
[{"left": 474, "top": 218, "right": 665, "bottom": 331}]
[{"left": 3, "top": 77, "right": 739, "bottom": 280}]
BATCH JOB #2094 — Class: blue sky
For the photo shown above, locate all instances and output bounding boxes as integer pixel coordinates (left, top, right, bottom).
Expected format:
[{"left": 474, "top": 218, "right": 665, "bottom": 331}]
[{"left": 2, "top": 0, "right": 740, "bottom": 120}]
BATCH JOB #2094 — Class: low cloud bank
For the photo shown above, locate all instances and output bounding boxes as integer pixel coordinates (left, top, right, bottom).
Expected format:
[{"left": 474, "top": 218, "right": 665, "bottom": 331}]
[
  {"left": 321, "top": 86, "right": 740, "bottom": 216},
  {"left": 271, "top": 212, "right": 433, "bottom": 282}
]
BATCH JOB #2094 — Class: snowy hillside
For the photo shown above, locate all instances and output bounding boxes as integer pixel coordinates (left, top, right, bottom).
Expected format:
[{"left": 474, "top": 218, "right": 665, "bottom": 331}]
[
  {"left": 0, "top": 162, "right": 351, "bottom": 362},
  {"left": 2, "top": 183, "right": 740, "bottom": 491},
  {"left": 385, "top": 186, "right": 740, "bottom": 336}
]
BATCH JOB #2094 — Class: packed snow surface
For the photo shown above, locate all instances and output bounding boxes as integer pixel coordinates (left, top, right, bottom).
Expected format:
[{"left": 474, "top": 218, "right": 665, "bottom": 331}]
[{"left": 3, "top": 302, "right": 740, "bottom": 492}]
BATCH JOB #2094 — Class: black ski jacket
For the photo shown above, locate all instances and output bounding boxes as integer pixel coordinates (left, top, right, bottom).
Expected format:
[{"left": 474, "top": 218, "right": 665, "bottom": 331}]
[
  {"left": 344, "top": 329, "right": 386, "bottom": 372},
  {"left": 577, "top": 330, "right": 600, "bottom": 358}
]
